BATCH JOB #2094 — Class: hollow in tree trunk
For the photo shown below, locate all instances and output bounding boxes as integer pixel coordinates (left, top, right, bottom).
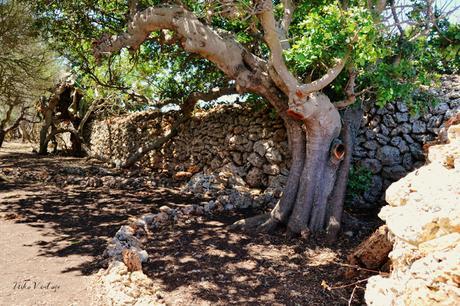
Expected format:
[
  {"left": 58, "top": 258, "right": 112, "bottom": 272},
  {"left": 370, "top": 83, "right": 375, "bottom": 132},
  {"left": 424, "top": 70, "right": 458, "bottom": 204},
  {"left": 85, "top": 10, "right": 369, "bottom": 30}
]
[{"left": 0, "top": 131, "right": 5, "bottom": 148}]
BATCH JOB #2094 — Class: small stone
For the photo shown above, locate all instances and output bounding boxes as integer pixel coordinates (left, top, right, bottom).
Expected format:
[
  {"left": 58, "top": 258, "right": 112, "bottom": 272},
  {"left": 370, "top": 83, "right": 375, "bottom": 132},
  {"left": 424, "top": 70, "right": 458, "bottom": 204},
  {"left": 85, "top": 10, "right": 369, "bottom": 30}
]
[
  {"left": 385, "top": 103, "right": 395, "bottom": 112},
  {"left": 412, "top": 120, "right": 427, "bottom": 134},
  {"left": 253, "top": 140, "right": 273, "bottom": 157},
  {"left": 363, "top": 140, "right": 379, "bottom": 151},
  {"left": 265, "top": 147, "right": 283, "bottom": 164},
  {"left": 359, "top": 158, "right": 382, "bottom": 174},
  {"left": 380, "top": 124, "right": 390, "bottom": 136},
  {"left": 383, "top": 115, "right": 396, "bottom": 129},
  {"left": 231, "top": 152, "right": 242, "bottom": 165},
  {"left": 409, "top": 143, "right": 425, "bottom": 160},
  {"left": 182, "top": 205, "right": 194, "bottom": 215},
  {"left": 246, "top": 167, "right": 265, "bottom": 188},
  {"left": 395, "top": 112, "right": 408, "bottom": 123},
  {"left": 403, "top": 134, "right": 415, "bottom": 144},
  {"left": 365, "top": 130, "right": 376, "bottom": 140},
  {"left": 396, "top": 101, "right": 409, "bottom": 112},
  {"left": 382, "top": 165, "right": 407, "bottom": 181},
  {"left": 391, "top": 123, "right": 412, "bottom": 136},
  {"left": 402, "top": 153, "right": 413, "bottom": 171},
  {"left": 363, "top": 176, "right": 383, "bottom": 202},
  {"left": 247, "top": 152, "right": 265, "bottom": 168},
  {"left": 432, "top": 102, "right": 449, "bottom": 115},
  {"left": 353, "top": 147, "right": 368, "bottom": 158},
  {"left": 263, "top": 164, "right": 280, "bottom": 176},
  {"left": 159, "top": 205, "right": 173, "bottom": 214},
  {"left": 390, "top": 137, "right": 409, "bottom": 153},
  {"left": 154, "top": 212, "right": 169, "bottom": 223},
  {"left": 376, "top": 134, "right": 390, "bottom": 145},
  {"left": 377, "top": 146, "right": 402, "bottom": 166}
]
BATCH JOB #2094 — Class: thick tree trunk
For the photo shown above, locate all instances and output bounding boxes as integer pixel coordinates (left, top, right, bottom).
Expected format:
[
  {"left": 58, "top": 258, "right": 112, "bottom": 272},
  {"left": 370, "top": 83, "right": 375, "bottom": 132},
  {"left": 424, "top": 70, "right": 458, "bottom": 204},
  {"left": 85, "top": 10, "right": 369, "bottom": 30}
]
[{"left": 234, "top": 93, "right": 356, "bottom": 240}]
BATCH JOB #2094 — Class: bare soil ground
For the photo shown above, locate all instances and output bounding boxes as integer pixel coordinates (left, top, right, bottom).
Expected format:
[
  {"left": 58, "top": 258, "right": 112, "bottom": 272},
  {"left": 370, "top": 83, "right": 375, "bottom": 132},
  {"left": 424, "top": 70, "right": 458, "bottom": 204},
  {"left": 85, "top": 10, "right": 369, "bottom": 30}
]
[
  {"left": 1, "top": 141, "right": 379, "bottom": 306},
  {"left": 144, "top": 211, "right": 377, "bottom": 306}
]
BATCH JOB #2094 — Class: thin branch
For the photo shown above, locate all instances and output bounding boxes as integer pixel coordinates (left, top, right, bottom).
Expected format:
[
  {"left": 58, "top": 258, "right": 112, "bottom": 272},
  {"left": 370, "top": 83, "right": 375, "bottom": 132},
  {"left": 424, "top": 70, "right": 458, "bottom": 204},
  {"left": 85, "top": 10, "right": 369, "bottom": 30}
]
[
  {"left": 334, "top": 69, "right": 357, "bottom": 109},
  {"left": 279, "top": 0, "right": 294, "bottom": 49},
  {"left": 389, "top": 0, "right": 404, "bottom": 39}
]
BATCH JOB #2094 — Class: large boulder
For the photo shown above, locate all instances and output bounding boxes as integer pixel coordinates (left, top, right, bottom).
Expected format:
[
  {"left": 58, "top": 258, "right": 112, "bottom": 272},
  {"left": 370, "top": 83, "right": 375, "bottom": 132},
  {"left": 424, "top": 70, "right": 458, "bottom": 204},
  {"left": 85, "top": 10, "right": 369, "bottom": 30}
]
[{"left": 365, "top": 123, "right": 460, "bottom": 306}]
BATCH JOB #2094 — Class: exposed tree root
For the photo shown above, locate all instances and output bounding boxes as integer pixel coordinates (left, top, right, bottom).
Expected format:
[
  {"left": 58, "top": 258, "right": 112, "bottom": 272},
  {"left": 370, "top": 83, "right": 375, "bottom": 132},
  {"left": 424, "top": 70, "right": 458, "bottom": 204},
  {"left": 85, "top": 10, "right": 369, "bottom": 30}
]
[{"left": 228, "top": 213, "right": 271, "bottom": 231}]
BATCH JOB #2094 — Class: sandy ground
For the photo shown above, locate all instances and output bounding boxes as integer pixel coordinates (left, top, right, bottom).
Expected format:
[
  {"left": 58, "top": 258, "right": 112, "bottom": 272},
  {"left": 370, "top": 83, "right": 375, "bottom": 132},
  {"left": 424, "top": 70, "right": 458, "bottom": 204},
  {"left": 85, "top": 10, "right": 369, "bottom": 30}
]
[
  {"left": 0, "top": 141, "right": 201, "bottom": 305},
  {"left": 0, "top": 142, "right": 94, "bottom": 305},
  {"left": 0, "top": 221, "right": 95, "bottom": 306}
]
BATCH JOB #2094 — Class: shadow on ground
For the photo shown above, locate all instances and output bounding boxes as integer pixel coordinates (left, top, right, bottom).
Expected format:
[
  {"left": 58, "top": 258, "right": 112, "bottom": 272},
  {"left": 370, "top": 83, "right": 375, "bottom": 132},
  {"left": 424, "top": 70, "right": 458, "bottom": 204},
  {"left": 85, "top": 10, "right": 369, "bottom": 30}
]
[
  {"left": 0, "top": 144, "right": 200, "bottom": 275},
  {"left": 143, "top": 211, "right": 370, "bottom": 306}
]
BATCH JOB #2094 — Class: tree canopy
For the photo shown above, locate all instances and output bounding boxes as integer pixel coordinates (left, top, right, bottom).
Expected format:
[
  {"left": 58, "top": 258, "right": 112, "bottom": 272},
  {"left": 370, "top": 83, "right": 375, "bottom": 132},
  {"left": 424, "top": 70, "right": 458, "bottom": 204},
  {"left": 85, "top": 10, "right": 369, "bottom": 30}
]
[{"left": 28, "top": 0, "right": 459, "bottom": 114}]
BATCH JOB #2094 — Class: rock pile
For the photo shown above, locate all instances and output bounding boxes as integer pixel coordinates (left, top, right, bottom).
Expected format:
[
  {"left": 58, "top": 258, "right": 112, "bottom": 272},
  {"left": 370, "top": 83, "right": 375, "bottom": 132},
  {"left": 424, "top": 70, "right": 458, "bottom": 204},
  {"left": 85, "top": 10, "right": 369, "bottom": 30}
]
[
  {"left": 365, "top": 123, "right": 460, "bottom": 305},
  {"left": 94, "top": 193, "right": 246, "bottom": 305}
]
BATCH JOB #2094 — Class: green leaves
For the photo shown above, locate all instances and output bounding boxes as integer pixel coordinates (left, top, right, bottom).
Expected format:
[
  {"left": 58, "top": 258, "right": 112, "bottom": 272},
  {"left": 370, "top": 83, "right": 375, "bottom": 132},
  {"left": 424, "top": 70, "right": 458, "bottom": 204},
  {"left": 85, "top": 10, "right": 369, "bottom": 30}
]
[{"left": 285, "top": 1, "right": 379, "bottom": 80}]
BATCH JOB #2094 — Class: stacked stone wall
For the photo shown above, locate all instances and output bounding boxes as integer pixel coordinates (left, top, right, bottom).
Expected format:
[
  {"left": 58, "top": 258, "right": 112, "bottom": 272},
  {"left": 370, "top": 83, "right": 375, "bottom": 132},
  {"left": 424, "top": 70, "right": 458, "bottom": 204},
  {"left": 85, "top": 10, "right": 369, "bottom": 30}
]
[{"left": 87, "top": 75, "right": 460, "bottom": 210}]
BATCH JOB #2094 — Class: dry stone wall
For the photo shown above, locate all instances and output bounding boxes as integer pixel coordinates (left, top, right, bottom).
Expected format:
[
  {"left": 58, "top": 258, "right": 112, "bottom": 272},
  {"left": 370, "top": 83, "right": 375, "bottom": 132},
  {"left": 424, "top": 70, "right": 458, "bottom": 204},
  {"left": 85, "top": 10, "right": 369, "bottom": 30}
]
[
  {"left": 352, "top": 75, "right": 460, "bottom": 209},
  {"left": 87, "top": 75, "right": 460, "bottom": 210}
]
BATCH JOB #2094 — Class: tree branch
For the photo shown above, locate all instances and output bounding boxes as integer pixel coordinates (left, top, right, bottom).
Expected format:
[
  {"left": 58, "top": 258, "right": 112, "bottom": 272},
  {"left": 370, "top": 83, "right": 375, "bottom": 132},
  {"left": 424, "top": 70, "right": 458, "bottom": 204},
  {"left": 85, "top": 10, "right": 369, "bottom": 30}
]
[
  {"left": 93, "top": 4, "right": 289, "bottom": 117},
  {"left": 299, "top": 51, "right": 350, "bottom": 96},
  {"left": 255, "top": 0, "right": 299, "bottom": 96},
  {"left": 94, "top": 6, "right": 248, "bottom": 85},
  {"left": 5, "top": 106, "right": 30, "bottom": 133},
  {"left": 279, "top": 0, "right": 294, "bottom": 50},
  {"left": 334, "top": 69, "right": 357, "bottom": 109}
]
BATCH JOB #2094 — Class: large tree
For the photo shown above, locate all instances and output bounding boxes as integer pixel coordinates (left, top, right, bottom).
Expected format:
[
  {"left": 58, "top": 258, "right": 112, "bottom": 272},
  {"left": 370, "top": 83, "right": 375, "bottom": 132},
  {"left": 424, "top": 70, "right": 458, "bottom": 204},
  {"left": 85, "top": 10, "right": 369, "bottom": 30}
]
[{"left": 30, "top": 0, "right": 459, "bottom": 239}]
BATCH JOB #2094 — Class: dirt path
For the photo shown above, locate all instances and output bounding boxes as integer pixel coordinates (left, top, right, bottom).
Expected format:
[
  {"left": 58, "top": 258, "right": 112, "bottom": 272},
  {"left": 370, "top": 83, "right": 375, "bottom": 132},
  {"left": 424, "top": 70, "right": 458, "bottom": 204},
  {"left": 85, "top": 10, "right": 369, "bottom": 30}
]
[
  {"left": 0, "top": 142, "right": 200, "bottom": 305},
  {"left": 0, "top": 220, "right": 94, "bottom": 306}
]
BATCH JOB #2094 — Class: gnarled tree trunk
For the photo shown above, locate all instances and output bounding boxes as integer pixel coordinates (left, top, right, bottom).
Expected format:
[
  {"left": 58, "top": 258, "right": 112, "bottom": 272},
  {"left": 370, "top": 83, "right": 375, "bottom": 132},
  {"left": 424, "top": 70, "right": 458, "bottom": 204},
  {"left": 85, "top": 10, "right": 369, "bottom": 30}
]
[{"left": 233, "top": 93, "right": 356, "bottom": 239}]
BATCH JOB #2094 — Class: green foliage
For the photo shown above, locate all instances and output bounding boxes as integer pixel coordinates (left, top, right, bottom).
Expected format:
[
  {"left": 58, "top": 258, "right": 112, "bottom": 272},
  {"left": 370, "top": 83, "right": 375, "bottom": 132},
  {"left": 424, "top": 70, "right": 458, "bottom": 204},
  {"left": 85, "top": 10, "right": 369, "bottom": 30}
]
[
  {"left": 286, "top": 1, "right": 381, "bottom": 77},
  {"left": 28, "top": 0, "right": 230, "bottom": 114},
  {"left": 346, "top": 165, "right": 373, "bottom": 202}
]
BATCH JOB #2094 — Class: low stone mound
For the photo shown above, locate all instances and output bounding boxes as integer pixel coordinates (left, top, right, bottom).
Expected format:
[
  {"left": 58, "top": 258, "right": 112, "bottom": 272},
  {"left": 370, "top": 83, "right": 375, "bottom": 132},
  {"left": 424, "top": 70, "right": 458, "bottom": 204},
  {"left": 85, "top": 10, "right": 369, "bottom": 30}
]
[{"left": 365, "top": 123, "right": 460, "bottom": 305}]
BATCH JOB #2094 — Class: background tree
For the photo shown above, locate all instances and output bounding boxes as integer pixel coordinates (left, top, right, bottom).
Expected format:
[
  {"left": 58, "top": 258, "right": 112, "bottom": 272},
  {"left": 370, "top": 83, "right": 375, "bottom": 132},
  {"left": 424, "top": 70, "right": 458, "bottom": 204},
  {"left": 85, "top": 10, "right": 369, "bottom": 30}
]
[
  {"left": 28, "top": 0, "right": 460, "bottom": 240},
  {"left": 0, "top": 0, "right": 58, "bottom": 147}
]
